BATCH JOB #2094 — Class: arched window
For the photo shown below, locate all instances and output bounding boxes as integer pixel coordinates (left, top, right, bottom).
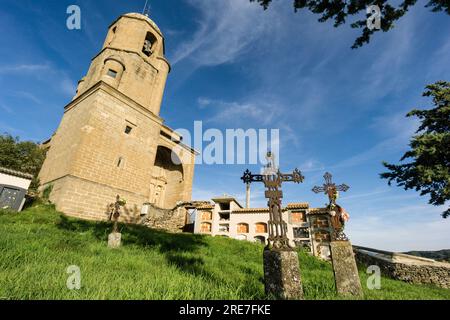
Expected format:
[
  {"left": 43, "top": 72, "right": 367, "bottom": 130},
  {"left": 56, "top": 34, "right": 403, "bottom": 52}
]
[
  {"left": 237, "top": 223, "right": 249, "bottom": 234},
  {"left": 142, "top": 32, "right": 157, "bottom": 57},
  {"left": 255, "top": 223, "right": 267, "bottom": 234}
]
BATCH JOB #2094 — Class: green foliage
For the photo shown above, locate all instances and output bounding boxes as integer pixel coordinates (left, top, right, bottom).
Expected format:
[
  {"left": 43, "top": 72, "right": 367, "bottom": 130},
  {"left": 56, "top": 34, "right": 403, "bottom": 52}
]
[
  {"left": 0, "top": 133, "right": 46, "bottom": 192},
  {"left": 41, "top": 184, "right": 53, "bottom": 203},
  {"left": 381, "top": 81, "right": 450, "bottom": 218},
  {"left": 250, "top": 0, "right": 450, "bottom": 49},
  {"left": 0, "top": 205, "right": 449, "bottom": 300}
]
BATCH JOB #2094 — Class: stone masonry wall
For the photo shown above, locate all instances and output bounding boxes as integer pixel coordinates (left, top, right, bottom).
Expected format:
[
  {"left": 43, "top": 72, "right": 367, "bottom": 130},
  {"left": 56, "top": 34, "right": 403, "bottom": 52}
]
[
  {"left": 139, "top": 203, "right": 187, "bottom": 233},
  {"left": 354, "top": 249, "right": 450, "bottom": 289}
]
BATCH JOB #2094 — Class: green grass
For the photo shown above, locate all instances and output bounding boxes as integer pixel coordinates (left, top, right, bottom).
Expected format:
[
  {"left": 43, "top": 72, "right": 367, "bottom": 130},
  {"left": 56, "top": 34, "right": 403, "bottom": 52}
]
[{"left": 0, "top": 205, "right": 449, "bottom": 300}]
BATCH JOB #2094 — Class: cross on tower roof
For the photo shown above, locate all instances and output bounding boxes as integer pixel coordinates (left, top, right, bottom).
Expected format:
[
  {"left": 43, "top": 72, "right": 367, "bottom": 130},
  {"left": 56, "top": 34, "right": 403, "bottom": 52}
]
[{"left": 142, "top": 0, "right": 151, "bottom": 16}]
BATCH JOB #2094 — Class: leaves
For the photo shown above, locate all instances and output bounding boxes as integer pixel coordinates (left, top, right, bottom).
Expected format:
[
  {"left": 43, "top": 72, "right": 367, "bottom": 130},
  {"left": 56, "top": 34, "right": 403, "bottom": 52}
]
[
  {"left": 0, "top": 133, "right": 47, "bottom": 192},
  {"left": 250, "top": 0, "right": 450, "bottom": 49},
  {"left": 380, "top": 82, "right": 450, "bottom": 218}
]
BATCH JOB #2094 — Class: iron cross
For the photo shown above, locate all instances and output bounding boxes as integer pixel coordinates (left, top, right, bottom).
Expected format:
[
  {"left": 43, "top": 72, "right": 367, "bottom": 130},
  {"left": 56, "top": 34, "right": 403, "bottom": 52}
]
[
  {"left": 241, "top": 152, "right": 304, "bottom": 249},
  {"left": 312, "top": 172, "right": 349, "bottom": 206}
]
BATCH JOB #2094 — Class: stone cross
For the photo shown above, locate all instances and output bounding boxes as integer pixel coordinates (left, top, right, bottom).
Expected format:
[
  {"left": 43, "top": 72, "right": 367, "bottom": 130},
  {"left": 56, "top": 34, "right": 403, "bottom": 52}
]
[
  {"left": 241, "top": 152, "right": 304, "bottom": 249},
  {"left": 108, "top": 195, "right": 125, "bottom": 248},
  {"left": 109, "top": 195, "right": 122, "bottom": 233}
]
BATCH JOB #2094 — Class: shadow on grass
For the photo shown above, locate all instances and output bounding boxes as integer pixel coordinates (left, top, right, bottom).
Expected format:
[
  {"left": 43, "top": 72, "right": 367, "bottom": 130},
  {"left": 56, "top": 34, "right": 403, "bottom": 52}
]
[{"left": 56, "top": 215, "right": 221, "bottom": 283}]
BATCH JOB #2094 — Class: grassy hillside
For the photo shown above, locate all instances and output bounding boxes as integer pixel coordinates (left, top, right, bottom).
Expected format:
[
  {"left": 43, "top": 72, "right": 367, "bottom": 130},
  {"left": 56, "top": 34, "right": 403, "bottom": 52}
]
[{"left": 0, "top": 205, "right": 449, "bottom": 300}]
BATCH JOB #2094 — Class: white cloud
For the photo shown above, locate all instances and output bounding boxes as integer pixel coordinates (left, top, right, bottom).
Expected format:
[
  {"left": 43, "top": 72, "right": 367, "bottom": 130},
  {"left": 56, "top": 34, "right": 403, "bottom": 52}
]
[
  {"left": 0, "top": 63, "right": 50, "bottom": 74},
  {"left": 348, "top": 205, "right": 450, "bottom": 251},
  {"left": 198, "top": 97, "right": 282, "bottom": 125},
  {"left": 170, "top": 0, "right": 279, "bottom": 67}
]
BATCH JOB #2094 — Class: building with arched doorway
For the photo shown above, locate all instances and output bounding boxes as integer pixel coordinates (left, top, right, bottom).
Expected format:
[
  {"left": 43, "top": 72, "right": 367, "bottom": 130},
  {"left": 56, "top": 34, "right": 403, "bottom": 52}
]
[{"left": 38, "top": 13, "right": 197, "bottom": 221}]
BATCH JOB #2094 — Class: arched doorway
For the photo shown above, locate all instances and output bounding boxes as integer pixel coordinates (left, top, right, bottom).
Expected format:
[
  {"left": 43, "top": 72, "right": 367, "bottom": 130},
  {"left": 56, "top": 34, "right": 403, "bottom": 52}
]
[{"left": 150, "top": 146, "right": 184, "bottom": 209}]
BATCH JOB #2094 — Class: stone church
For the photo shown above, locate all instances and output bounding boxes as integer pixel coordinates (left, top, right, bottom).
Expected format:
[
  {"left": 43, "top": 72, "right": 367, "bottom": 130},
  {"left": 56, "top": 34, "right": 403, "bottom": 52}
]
[{"left": 39, "top": 13, "right": 196, "bottom": 221}]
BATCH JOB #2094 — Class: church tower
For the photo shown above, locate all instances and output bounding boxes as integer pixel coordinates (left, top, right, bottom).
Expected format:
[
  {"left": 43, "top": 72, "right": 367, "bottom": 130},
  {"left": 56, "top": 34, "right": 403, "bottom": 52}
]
[{"left": 39, "top": 13, "right": 196, "bottom": 221}]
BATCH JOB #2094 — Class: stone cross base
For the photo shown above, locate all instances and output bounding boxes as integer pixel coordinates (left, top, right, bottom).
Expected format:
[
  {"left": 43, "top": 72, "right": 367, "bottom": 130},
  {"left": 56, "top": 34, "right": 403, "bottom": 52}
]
[
  {"left": 108, "top": 232, "right": 122, "bottom": 248},
  {"left": 263, "top": 248, "right": 303, "bottom": 300},
  {"left": 330, "top": 241, "right": 363, "bottom": 297}
]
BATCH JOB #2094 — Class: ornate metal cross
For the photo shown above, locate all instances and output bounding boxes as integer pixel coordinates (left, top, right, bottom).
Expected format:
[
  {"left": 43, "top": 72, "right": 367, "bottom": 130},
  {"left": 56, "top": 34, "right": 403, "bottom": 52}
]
[
  {"left": 312, "top": 172, "right": 350, "bottom": 241},
  {"left": 312, "top": 172, "right": 349, "bottom": 206},
  {"left": 241, "top": 152, "right": 304, "bottom": 250}
]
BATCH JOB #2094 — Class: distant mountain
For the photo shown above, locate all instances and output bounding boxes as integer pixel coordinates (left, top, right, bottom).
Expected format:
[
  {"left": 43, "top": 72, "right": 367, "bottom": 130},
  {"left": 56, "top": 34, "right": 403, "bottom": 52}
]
[{"left": 405, "top": 250, "right": 450, "bottom": 263}]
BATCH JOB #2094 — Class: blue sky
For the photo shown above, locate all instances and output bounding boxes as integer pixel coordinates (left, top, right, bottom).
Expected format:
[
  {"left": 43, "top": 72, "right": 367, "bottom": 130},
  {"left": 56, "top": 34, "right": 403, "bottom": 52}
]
[{"left": 1, "top": 0, "right": 449, "bottom": 251}]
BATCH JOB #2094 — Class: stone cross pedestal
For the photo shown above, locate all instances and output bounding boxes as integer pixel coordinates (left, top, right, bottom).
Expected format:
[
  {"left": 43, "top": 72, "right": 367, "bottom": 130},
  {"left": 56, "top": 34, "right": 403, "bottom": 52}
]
[
  {"left": 108, "top": 232, "right": 122, "bottom": 248},
  {"left": 263, "top": 248, "right": 303, "bottom": 300},
  {"left": 241, "top": 152, "right": 305, "bottom": 300},
  {"left": 330, "top": 241, "right": 363, "bottom": 297}
]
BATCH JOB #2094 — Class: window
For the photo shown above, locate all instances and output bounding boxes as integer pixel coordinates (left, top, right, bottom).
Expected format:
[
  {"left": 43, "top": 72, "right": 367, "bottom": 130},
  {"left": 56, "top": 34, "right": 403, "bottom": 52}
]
[
  {"left": 201, "top": 211, "right": 212, "bottom": 221},
  {"left": 219, "top": 202, "right": 230, "bottom": 211},
  {"left": 200, "top": 222, "right": 211, "bottom": 233},
  {"left": 237, "top": 223, "right": 249, "bottom": 234},
  {"left": 291, "top": 211, "right": 306, "bottom": 223},
  {"left": 117, "top": 157, "right": 124, "bottom": 168},
  {"left": 107, "top": 69, "right": 117, "bottom": 78},
  {"left": 255, "top": 223, "right": 267, "bottom": 234},
  {"left": 124, "top": 125, "right": 133, "bottom": 134},
  {"left": 142, "top": 32, "right": 157, "bottom": 57},
  {"left": 293, "top": 227, "right": 309, "bottom": 239},
  {"left": 218, "top": 224, "right": 229, "bottom": 232}
]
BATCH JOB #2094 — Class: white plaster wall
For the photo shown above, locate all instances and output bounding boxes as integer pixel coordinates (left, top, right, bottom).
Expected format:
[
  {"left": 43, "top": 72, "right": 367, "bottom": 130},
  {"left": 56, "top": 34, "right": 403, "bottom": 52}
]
[{"left": 0, "top": 173, "right": 31, "bottom": 190}]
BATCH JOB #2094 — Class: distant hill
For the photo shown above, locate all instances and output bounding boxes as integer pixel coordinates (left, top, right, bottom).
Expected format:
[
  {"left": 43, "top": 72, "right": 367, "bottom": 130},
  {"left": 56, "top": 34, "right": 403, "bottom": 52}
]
[{"left": 405, "top": 250, "right": 450, "bottom": 263}]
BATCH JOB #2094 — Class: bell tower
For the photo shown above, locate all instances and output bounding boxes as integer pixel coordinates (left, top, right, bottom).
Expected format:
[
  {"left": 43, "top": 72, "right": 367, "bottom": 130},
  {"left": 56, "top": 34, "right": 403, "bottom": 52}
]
[
  {"left": 74, "top": 13, "right": 170, "bottom": 116},
  {"left": 38, "top": 13, "right": 196, "bottom": 222}
]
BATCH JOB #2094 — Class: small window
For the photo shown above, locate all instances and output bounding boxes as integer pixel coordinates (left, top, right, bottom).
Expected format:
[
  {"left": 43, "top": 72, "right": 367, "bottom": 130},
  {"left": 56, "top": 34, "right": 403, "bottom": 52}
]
[
  {"left": 124, "top": 126, "right": 133, "bottom": 134},
  {"left": 107, "top": 69, "right": 117, "bottom": 78},
  {"left": 117, "top": 157, "right": 124, "bottom": 168}
]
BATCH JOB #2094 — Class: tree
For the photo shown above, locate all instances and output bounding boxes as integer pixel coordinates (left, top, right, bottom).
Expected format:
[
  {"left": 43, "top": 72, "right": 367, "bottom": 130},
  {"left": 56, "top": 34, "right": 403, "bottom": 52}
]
[
  {"left": 381, "top": 81, "right": 450, "bottom": 218},
  {"left": 250, "top": 0, "right": 450, "bottom": 49},
  {"left": 0, "top": 133, "right": 47, "bottom": 192}
]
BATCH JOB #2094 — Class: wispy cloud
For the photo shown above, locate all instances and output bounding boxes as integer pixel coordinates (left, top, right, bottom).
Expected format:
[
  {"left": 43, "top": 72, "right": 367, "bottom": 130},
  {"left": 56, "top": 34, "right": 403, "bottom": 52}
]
[
  {"left": 170, "top": 0, "right": 279, "bottom": 67},
  {"left": 0, "top": 63, "right": 50, "bottom": 74},
  {"left": 198, "top": 97, "right": 282, "bottom": 125}
]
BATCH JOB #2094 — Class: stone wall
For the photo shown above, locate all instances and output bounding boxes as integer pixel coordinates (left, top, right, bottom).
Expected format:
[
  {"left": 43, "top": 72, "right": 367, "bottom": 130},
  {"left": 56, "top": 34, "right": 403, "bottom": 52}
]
[
  {"left": 139, "top": 203, "right": 187, "bottom": 233},
  {"left": 354, "top": 248, "right": 450, "bottom": 289}
]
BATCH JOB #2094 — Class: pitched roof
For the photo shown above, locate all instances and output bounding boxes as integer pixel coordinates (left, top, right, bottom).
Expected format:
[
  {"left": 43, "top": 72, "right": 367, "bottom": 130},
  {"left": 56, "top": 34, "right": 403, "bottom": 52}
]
[
  {"left": 0, "top": 167, "right": 34, "bottom": 180},
  {"left": 286, "top": 202, "right": 309, "bottom": 209},
  {"left": 308, "top": 208, "right": 329, "bottom": 215},
  {"left": 233, "top": 208, "right": 270, "bottom": 214}
]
